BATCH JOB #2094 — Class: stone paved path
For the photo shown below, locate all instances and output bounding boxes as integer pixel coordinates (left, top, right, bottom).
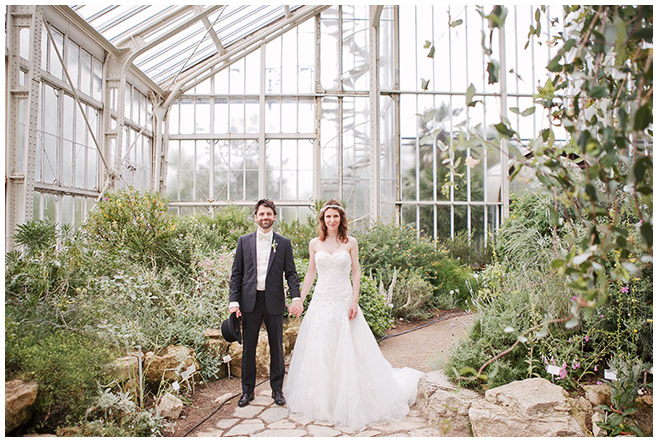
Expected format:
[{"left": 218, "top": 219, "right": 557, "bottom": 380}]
[{"left": 190, "top": 383, "right": 446, "bottom": 437}]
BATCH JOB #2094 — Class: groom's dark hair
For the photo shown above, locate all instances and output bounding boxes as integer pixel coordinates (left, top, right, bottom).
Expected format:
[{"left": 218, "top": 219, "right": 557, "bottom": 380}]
[{"left": 254, "top": 198, "right": 277, "bottom": 216}]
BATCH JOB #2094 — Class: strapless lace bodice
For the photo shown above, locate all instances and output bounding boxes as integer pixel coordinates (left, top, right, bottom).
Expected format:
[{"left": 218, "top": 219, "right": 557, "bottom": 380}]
[{"left": 312, "top": 250, "right": 353, "bottom": 311}]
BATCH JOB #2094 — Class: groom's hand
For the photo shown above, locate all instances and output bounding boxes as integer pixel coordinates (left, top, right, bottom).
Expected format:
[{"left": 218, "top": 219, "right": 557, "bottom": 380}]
[{"left": 229, "top": 306, "right": 241, "bottom": 318}]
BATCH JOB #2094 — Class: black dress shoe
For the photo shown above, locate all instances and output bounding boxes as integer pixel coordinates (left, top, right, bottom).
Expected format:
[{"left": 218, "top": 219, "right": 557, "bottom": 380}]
[
  {"left": 272, "top": 390, "right": 286, "bottom": 406},
  {"left": 238, "top": 392, "right": 254, "bottom": 407}
]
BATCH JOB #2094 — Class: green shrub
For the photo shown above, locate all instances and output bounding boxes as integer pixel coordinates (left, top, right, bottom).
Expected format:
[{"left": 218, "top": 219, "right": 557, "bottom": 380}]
[
  {"left": 5, "top": 327, "right": 117, "bottom": 432},
  {"left": 391, "top": 270, "right": 433, "bottom": 320},
  {"left": 444, "top": 191, "right": 653, "bottom": 391},
  {"left": 358, "top": 274, "right": 393, "bottom": 337},
  {"left": 83, "top": 188, "right": 178, "bottom": 271},
  {"left": 440, "top": 230, "right": 493, "bottom": 269},
  {"left": 277, "top": 217, "right": 317, "bottom": 260},
  {"left": 80, "top": 388, "right": 164, "bottom": 437},
  {"left": 357, "top": 222, "right": 476, "bottom": 308}
]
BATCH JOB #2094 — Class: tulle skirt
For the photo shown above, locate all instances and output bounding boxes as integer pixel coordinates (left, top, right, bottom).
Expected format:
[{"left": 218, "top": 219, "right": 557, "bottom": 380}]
[{"left": 283, "top": 296, "right": 423, "bottom": 429}]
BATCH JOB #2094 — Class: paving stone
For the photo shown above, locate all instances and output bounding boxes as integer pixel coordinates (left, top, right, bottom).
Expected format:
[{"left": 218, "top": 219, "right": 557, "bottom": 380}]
[
  {"left": 258, "top": 406, "right": 290, "bottom": 423},
  {"left": 215, "top": 417, "right": 240, "bottom": 429},
  {"left": 386, "top": 432, "right": 411, "bottom": 437},
  {"left": 257, "top": 388, "right": 272, "bottom": 397},
  {"left": 368, "top": 418, "right": 420, "bottom": 433},
  {"left": 313, "top": 419, "right": 333, "bottom": 426},
  {"left": 307, "top": 424, "right": 341, "bottom": 437},
  {"left": 337, "top": 425, "right": 359, "bottom": 434},
  {"left": 193, "top": 429, "right": 223, "bottom": 437},
  {"left": 268, "top": 420, "right": 297, "bottom": 429},
  {"left": 355, "top": 429, "right": 382, "bottom": 437},
  {"left": 250, "top": 395, "right": 273, "bottom": 406},
  {"left": 223, "top": 421, "right": 265, "bottom": 436},
  {"left": 233, "top": 404, "right": 264, "bottom": 419},
  {"left": 252, "top": 429, "right": 307, "bottom": 437},
  {"left": 407, "top": 408, "right": 423, "bottom": 418},
  {"left": 408, "top": 426, "right": 446, "bottom": 437},
  {"left": 289, "top": 413, "right": 313, "bottom": 425}
]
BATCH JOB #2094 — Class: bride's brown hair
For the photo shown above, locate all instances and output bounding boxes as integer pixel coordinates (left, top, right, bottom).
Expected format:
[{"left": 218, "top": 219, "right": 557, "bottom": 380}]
[{"left": 318, "top": 199, "right": 348, "bottom": 243}]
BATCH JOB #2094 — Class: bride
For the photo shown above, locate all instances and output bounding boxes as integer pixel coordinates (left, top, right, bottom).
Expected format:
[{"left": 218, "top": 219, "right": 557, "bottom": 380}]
[{"left": 284, "top": 199, "right": 423, "bottom": 429}]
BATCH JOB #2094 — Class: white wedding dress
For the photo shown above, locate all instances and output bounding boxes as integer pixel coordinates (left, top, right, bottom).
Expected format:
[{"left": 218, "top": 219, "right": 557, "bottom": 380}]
[{"left": 283, "top": 250, "right": 424, "bottom": 429}]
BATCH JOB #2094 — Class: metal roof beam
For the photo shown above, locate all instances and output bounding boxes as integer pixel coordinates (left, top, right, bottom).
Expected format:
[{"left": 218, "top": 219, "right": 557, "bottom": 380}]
[
  {"left": 193, "top": 5, "right": 226, "bottom": 55},
  {"left": 165, "top": 5, "right": 330, "bottom": 106},
  {"left": 113, "top": 6, "right": 194, "bottom": 46}
]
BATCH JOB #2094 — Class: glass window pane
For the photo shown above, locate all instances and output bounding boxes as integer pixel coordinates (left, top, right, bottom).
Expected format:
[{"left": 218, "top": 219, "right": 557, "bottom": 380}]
[
  {"left": 61, "top": 195, "right": 73, "bottom": 226},
  {"left": 229, "top": 59, "right": 245, "bottom": 94},
  {"left": 213, "top": 140, "right": 229, "bottom": 200},
  {"left": 92, "top": 58, "right": 102, "bottom": 101},
  {"left": 214, "top": 98, "right": 228, "bottom": 133},
  {"left": 43, "top": 134, "right": 57, "bottom": 184},
  {"left": 49, "top": 28, "right": 64, "bottom": 79},
  {"left": 62, "top": 140, "right": 73, "bottom": 186},
  {"left": 166, "top": 141, "right": 179, "bottom": 200},
  {"left": 265, "top": 99, "right": 281, "bottom": 133},
  {"left": 179, "top": 140, "right": 194, "bottom": 200},
  {"left": 80, "top": 49, "right": 91, "bottom": 96},
  {"left": 87, "top": 146, "right": 98, "bottom": 190},
  {"left": 229, "top": 99, "right": 245, "bottom": 133},
  {"left": 44, "top": 84, "right": 58, "bottom": 135},
  {"left": 180, "top": 99, "right": 194, "bottom": 133},
  {"left": 245, "top": 99, "right": 259, "bottom": 133},
  {"left": 196, "top": 98, "right": 210, "bottom": 134},
  {"left": 195, "top": 141, "right": 210, "bottom": 200},
  {"left": 19, "top": 27, "right": 30, "bottom": 60},
  {"left": 74, "top": 143, "right": 85, "bottom": 187},
  {"left": 245, "top": 51, "right": 260, "bottom": 95},
  {"left": 281, "top": 100, "right": 297, "bottom": 133},
  {"left": 169, "top": 101, "right": 180, "bottom": 134}
]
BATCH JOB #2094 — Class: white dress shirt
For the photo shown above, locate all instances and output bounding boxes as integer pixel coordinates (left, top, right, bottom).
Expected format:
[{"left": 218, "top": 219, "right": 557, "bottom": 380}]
[
  {"left": 256, "top": 229, "right": 273, "bottom": 290},
  {"left": 229, "top": 229, "right": 301, "bottom": 310}
]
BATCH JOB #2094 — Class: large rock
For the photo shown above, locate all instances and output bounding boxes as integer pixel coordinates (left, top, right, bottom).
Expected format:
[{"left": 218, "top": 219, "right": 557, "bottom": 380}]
[
  {"left": 583, "top": 384, "right": 611, "bottom": 407},
  {"left": 157, "top": 393, "right": 184, "bottom": 420},
  {"left": 416, "top": 371, "right": 484, "bottom": 436},
  {"left": 106, "top": 354, "right": 140, "bottom": 383},
  {"left": 283, "top": 326, "right": 299, "bottom": 356},
  {"left": 144, "top": 345, "right": 200, "bottom": 384},
  {"left": 469, "top": 378, "right": 586, "bottom": 437},
  {"left": 5, "top": 379, "right": 38, "bottom": 433},
  {"left": 228, "top": 329, "right": 284, "bottom": 378}
]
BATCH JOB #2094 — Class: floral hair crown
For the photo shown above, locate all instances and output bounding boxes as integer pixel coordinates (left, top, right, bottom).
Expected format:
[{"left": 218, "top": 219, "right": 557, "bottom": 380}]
[{"left": 320, "top": 204, "right": 344, "bottom": 213}]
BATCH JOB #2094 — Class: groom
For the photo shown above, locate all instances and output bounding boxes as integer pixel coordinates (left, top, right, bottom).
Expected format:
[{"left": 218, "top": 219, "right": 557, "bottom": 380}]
[{"left": 229, "top": 198, "right": 300, "bottom": 407}]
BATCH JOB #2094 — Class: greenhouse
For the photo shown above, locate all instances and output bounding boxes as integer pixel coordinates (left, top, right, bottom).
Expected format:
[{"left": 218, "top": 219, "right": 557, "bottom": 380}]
[{"left": 4, "top": 4, "right": 653, "bottom": 437}]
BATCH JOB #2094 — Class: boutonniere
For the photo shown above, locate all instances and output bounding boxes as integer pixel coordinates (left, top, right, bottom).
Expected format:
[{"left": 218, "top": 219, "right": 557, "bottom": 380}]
[{"left": 271, "top": 240, "right": 278, "bottom": 253}]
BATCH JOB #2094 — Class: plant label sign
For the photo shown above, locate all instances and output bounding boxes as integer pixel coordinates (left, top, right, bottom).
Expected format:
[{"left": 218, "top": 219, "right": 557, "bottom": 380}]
[
  {"left": 604, "top": 369, "right": 617, "bottom": 381},
  {"left": 546, "top": 365, "right": 561, "bottom": 376},
  {"left": 223, "top": 354, "right": 232, "bottom": 363},
  {"left": 172, "top": 381, "right": 180, "bottom": 391}
]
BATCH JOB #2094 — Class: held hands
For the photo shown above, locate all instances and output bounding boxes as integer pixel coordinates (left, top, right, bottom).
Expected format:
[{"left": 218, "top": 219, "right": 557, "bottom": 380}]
[{"left": 288, "top": 299, "right": 304, "bottom": 318}]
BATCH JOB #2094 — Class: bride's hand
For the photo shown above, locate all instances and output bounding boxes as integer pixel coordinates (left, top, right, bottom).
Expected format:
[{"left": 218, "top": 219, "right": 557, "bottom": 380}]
[{"left": 348, "top": 301, "right": 358, "bottom": 320}]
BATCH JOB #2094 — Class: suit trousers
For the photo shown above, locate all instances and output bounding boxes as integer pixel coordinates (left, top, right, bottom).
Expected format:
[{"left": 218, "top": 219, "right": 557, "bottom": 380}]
[{"left": 241, "top": 291, "right": 285, "bottom": 394}]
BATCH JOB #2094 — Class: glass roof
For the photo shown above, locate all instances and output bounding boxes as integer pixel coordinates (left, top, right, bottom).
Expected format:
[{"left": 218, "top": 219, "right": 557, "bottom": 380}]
[{"left": 69, "top": 5, "right": 306, "bottom": 88}]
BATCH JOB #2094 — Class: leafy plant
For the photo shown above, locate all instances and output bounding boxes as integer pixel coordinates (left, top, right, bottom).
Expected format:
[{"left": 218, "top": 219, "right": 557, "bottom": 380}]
[
  {"left": 83, "top": 188, "right": 178, "bottom": 271},
  {"left": 597, "top": 357, "right": 648, "bottom": 436},
  {"left": 390, "top": 269, "right": 434, "bottom": 320}
]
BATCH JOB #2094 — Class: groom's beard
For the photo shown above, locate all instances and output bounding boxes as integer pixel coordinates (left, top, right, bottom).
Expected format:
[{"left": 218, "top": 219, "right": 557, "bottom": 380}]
[{"left": 257, "top": 219, "right": 274, "bottom": 230}]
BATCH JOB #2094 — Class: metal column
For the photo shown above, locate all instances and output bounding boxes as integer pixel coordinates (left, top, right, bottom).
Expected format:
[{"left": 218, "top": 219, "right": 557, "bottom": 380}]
[
  {"left": 368, "top": 6, "right": 383, "bottom": 225},
  {"left": 5, "top": 5, "right": 43, "bottom": 250}
]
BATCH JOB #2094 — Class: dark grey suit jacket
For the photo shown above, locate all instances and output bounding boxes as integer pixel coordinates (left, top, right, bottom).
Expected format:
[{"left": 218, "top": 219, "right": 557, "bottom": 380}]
[{"left": 229, "top": 231, "right": 300, "bottom": 315}]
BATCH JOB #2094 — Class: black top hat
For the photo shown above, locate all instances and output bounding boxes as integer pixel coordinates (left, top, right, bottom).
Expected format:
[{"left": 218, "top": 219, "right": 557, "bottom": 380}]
[{"left": 221, "top": 312, "right": 242, "bottom": 345}]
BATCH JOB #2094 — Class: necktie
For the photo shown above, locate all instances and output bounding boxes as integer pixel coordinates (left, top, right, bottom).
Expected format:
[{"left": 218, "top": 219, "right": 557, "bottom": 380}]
[{"left": 258, "top": 231, "right": 271, "bottom": 242}]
